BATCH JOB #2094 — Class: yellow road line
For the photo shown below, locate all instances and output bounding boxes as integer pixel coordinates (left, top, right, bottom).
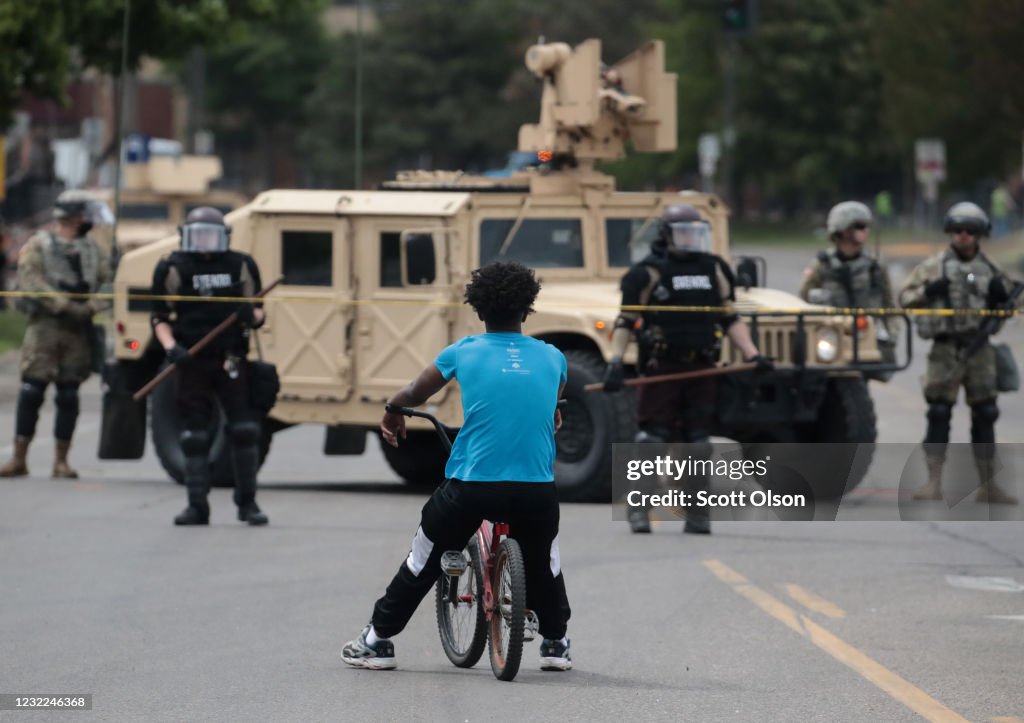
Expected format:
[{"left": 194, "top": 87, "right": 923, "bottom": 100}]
[
  {"left": 991, "top": 717, "right": 1024, "bottom": 722},
  {"left": 784, "top": 583, "right": 847, "bottom": 619},
  {"left": 704, "top": 559, "right": 968, "bottom": 723}
]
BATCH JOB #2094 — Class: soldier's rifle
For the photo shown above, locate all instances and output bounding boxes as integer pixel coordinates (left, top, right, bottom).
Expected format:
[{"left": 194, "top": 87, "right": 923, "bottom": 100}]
[
  {"left": 956, "top": 280, "right": 1024, "bottom": 363},
  {"left": 583, "top": 362, "right": 757, "bottom": 392},
  {"left": 133, "top": 277, "right": 283, "bottom": 401}
]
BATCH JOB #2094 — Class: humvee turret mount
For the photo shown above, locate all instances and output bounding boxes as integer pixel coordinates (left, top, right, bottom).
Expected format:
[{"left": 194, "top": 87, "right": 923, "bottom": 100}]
[{"left": 99, "top": 39, "right": 909, "bottom": 501}]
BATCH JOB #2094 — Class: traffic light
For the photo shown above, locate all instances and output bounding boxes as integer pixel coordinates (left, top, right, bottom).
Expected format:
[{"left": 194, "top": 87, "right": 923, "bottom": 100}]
[{"left": 722, "top": 0, "right": 755, "bottom": 34}]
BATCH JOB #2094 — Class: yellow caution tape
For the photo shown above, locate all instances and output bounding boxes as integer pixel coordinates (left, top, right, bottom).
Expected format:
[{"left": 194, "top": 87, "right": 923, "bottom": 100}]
[{"left": 0, "top": 289, "right": 1020, "bottom": 318}]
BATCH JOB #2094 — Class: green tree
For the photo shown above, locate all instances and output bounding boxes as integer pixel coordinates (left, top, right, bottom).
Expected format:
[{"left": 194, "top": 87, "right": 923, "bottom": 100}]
[
  {"left": 0, "top": 0, "right": 311, "bottom": 128},
  {"left": 0, "top": 1, "right": 71, "bottom": 127},
  {"left": 875, "top": 0, "right": 1024, "bottom": 185},
  {"left": 300, "top": 1, "right": 528, "bottom": 185}
]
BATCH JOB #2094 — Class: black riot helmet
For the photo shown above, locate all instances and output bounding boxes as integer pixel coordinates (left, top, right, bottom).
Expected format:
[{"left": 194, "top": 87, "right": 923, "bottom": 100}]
[
  {"left": 180, "top": 206, "right": 231, "bottom": 253},
  {"left": 658, "top": 203, "right": 711, "bottom": 256}
]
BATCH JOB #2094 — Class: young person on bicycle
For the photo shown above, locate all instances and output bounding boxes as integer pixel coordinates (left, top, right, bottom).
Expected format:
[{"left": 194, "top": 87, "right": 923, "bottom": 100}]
[{"left": 342, "top": 261, "right": 572, "bottom": 671}]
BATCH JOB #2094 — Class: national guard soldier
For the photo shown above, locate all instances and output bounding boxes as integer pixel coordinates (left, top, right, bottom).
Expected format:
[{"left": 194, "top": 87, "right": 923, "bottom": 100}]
[
  {"left": 800, "top": 201, "right": 896, "bottom": 379},
  {"left": 602, "top": 204, "right": 772, "bottom": 534},
  {"left": 150, "top": 206, "right": 270, "bottom": 526},
  {"left": 0, "top": 191, "right": 110, "bottom": 478},
  {"left": 898, "top": 202, "right": 1017, "bottom": 504}
]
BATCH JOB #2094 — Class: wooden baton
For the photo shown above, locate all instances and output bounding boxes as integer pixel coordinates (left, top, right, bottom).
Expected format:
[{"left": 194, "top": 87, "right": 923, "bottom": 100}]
[
  {"left": 133, "top": 277, "right": 283, "bottom": 401},
  {"left": 583, "top": 362, "right": 758, "bottom": 393}
]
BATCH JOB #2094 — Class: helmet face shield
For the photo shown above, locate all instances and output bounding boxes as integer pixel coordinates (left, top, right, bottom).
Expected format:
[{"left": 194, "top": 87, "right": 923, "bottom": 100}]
[
  {"left": 668, "top": 221, "right": 711, "bottom": 253},
  {"left": 181, "top": 222, "right": 230, "bottom": 253}
]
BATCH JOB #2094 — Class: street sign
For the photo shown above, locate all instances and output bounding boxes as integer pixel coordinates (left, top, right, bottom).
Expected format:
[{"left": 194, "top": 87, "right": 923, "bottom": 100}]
[
  {"left": 698, "top": 133, "right": 721, "bottom": 178},
  {"left": 914, "top": 138, "right": 946, "bottom": 184}
]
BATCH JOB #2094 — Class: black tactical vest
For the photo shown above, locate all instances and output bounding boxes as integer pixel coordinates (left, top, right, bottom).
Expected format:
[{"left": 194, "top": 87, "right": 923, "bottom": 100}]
[
  {"left": 165, "top": 251, "right": 249, "bottom": 353},
  {"left": 641, "top": 252, "right": 725, "bottom": 353}
]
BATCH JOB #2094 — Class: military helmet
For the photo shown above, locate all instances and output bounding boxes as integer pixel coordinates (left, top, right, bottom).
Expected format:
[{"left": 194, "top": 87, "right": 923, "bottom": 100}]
[
  {"left": 659, "top": 203, "right": 711, "bottom": 254},
  {"left": 826, "top": 201, "right": 872, "bottom": 236},
  {"left": 53, "top": 189, "right": 93, "bottom": 220},
  {"left": 943, "top": 201, "right": 990, "bottom": 237},
  {"left": 180, "top": 206, "right": 231, "bottom": 253}
]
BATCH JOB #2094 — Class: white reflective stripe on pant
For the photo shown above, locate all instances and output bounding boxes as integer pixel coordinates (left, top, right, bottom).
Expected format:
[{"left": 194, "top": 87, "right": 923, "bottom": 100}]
[
  {"left": 405, "top": 526, "right": 434, "bottom": 576},
  {"left": 550, "top": 534, "right": 561, "bottom": 577}
]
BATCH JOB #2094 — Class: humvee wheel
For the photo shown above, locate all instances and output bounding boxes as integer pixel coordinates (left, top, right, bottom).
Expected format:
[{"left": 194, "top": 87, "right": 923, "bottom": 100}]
[
  {"left": 741, "top": 377, "right": 876, "bottom": 501},
  {"left": 380, "top": 430, "right": 449, "bottom": 487},
  {"left": 150, "top": 368, "right": 272, "bottom": 487},
  {"left": 555, "top": 350, "right": 636, "bottom": 502}
]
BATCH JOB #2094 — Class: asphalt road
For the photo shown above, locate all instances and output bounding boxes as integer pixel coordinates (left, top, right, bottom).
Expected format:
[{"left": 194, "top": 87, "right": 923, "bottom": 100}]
[{"left": 1, "top": 244, "right": 1023, "bottom": 722}]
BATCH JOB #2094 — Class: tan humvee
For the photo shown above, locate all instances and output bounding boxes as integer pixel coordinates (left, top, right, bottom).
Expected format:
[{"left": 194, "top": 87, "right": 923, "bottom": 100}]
[
  {"left": 100, "top": 39, "right": 898, "bottom": 500},
  {"left": 84, "top": 154, "right": 247, "bottom": 255}
]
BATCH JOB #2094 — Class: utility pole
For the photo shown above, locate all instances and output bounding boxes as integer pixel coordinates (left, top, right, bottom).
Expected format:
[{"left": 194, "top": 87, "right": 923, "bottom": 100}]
[{"left": 354, "top": 0, "right": 364, "bottom": 189}]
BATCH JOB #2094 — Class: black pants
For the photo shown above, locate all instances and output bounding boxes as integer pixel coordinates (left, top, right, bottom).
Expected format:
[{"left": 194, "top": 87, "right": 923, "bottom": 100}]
[
  {"left": 176, "top": 356, "right": 254, "bottom": 429},
  {"left": 371, "top": 480, "right": 571, "bottom": 641}
]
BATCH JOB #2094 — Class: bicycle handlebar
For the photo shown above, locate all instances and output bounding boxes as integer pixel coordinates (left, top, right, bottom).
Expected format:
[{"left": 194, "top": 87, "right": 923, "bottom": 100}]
[
  {"left": 384, "top": 400, "right": 567, "bottom": 457},
  {"left": 385, "top": 404, "right": 454, "bottom": 453}
]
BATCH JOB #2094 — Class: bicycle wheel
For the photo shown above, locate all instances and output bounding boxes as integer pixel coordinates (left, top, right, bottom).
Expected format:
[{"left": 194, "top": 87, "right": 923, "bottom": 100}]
[
  {"left": 488, "top": 538, "right": 526, "bottom": 681},
  {"left": 436, "top": 539, "right": 487, "bottom": 668}
]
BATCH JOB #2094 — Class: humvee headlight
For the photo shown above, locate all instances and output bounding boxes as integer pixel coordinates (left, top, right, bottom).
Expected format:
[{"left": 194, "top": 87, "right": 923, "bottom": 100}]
[{"left": 815, "top": 327, "right": 839, "bottom": 362}]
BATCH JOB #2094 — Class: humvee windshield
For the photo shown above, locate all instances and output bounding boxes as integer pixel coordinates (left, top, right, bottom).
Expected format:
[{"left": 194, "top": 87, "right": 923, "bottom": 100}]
[
  {"left": 119, "top": 202, "right": 171, "bottom": 220},
  {"left": 605, "top": 217, "right": 661, "bottom": 267},
  {"left": 480, "top": 218, "right": 584, "bottom": 268}
]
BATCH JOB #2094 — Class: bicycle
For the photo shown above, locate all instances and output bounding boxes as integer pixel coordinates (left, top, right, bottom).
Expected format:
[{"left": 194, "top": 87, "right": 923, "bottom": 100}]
[{"left": 385, "top": 404, "right": 531, "bottom": 682}]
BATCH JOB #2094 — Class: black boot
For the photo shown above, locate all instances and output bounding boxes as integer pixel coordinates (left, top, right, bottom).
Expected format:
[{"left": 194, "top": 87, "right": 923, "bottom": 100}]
[
  {"left": 231, "top": 426, "right": 268, "bottom": 526},
  {"left": 628, "top": 506, "right": 651, "bottom": 533},
  {"left": 175, "top": 430, "right": 210, "bottom": 526},
  {"left": 174, "top": 506, "right": 210, "bottom": 525},
  {"left": 238, "top": 503, "right": 268, "bottom": 526},
  {"left": 684, "top": 469, "right": 711, "bottom": 535}
]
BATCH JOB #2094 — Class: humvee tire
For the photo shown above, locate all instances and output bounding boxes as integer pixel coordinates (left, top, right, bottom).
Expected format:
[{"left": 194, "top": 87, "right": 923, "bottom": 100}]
[
  {"left": 801, "top": 377, "right": 876, "bottom": 499},
  {"left": 380, "top": 430, "right": 449, "bottom": 487},
  {"left": 150, "top": 369, "right": 271, "bottom": 487},
  {"left": 555, "top": 350, "right": 636, "bottom": 502},
  {"left": 743, "top": 377, "right": 875, "bottom": 501}
]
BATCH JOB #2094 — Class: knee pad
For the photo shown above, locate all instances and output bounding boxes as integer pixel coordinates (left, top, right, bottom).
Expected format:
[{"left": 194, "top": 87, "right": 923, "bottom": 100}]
[
  {"left": 19, "top": 378, "right": 47, "bottom": 407},
  {"left": 180, "top": 429, "right": 211, "bottom": 456},
  {"left": 635, "top": 426, "right": 671, "bottom": 443},
  {"left": 227, "top": 420, "right": 261, "bottom": 446},
  {"left": 926, "top": 402, "right": 953, "bottom": 426},
  {"left": 54, "top": 383, "right": 80, "bottom": 411},
  {"left": 970, "top": 400, "right": 999, "bottom": 425}
]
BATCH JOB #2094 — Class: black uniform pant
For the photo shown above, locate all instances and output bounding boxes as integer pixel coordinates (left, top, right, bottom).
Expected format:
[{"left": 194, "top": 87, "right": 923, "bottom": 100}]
[
  {"left": 371, "top": 479, "right": 571, "bottom": 641},
  {"left": 176, "top": 356, "right": 254, "bottom": 429}
]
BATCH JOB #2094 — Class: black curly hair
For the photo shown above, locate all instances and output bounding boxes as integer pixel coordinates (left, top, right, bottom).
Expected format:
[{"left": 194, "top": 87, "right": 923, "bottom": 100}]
[{"left": 464, "top": 261, "right": 542, "bottom": 325}]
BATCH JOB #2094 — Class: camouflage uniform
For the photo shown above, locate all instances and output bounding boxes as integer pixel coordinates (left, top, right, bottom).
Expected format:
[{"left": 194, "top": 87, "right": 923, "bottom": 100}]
[
  {"left": 18, "top": 231, "right": 109, "bottom": 381},
  {"left": 899, "top": 247, "right": 1016, "bottom": 503},
  {"left": 0, "top": 229, "right": 109, "bottom": 478}
]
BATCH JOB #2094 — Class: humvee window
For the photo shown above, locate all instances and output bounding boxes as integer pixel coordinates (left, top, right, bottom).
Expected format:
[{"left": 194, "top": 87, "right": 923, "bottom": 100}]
[
  {"left": 606, "top": 218, "right": 661, "bottom": 266},
  {"left": 282, "top": 230, "right": 332, "bottom": 286},
  {"left": 479, "top": 219, "right": 583, "bottom": 268},
  {"left": 119, "top": 202, "right": 171, "bottom": 220},
  {"left": 380, "top": 232, "right": 402, "bottom": 287}
]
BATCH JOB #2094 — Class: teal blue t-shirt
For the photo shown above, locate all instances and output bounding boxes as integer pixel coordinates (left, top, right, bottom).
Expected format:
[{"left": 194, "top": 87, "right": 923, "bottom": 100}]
[{"left": 435, "top": 333, "right": 566, "bottom": 482}]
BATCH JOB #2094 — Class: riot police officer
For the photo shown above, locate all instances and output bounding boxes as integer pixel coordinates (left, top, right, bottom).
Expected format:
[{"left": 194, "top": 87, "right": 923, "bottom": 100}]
[
  {"left": 0, "top": 192, "right": 109, "bottom": 478},
  {"left": 800, "top": 201, "right": 896, "bottom": 379},
  {"left": 899, "top": 202, "right": 1017, "bottom": 504},
  {"left": 150, "top": 206, "right": 270, "bottom": 525},
  {"left": 602, "top": 204, "right": 772, "bottom": 534}
]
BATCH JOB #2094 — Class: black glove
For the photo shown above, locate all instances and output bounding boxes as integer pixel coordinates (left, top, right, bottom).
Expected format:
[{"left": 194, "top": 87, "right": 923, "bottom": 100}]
[
  {"left": 602, "top": 358, "right": 626, "bottom": 392},
  {"left": 166, "top": 343, "right": 193, "bottom": 369},
  {"left": 746, "top": 354, "right": 774, "bottom": 374},
  {"left": 987, "top": 277, "right": 1009, "bottom": 306},
  {"left": 236, "top": 302, "right": 256, "bottom": 328},
  {"left": 924, "top": 277, "right": 951, "bottom": 300}
]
